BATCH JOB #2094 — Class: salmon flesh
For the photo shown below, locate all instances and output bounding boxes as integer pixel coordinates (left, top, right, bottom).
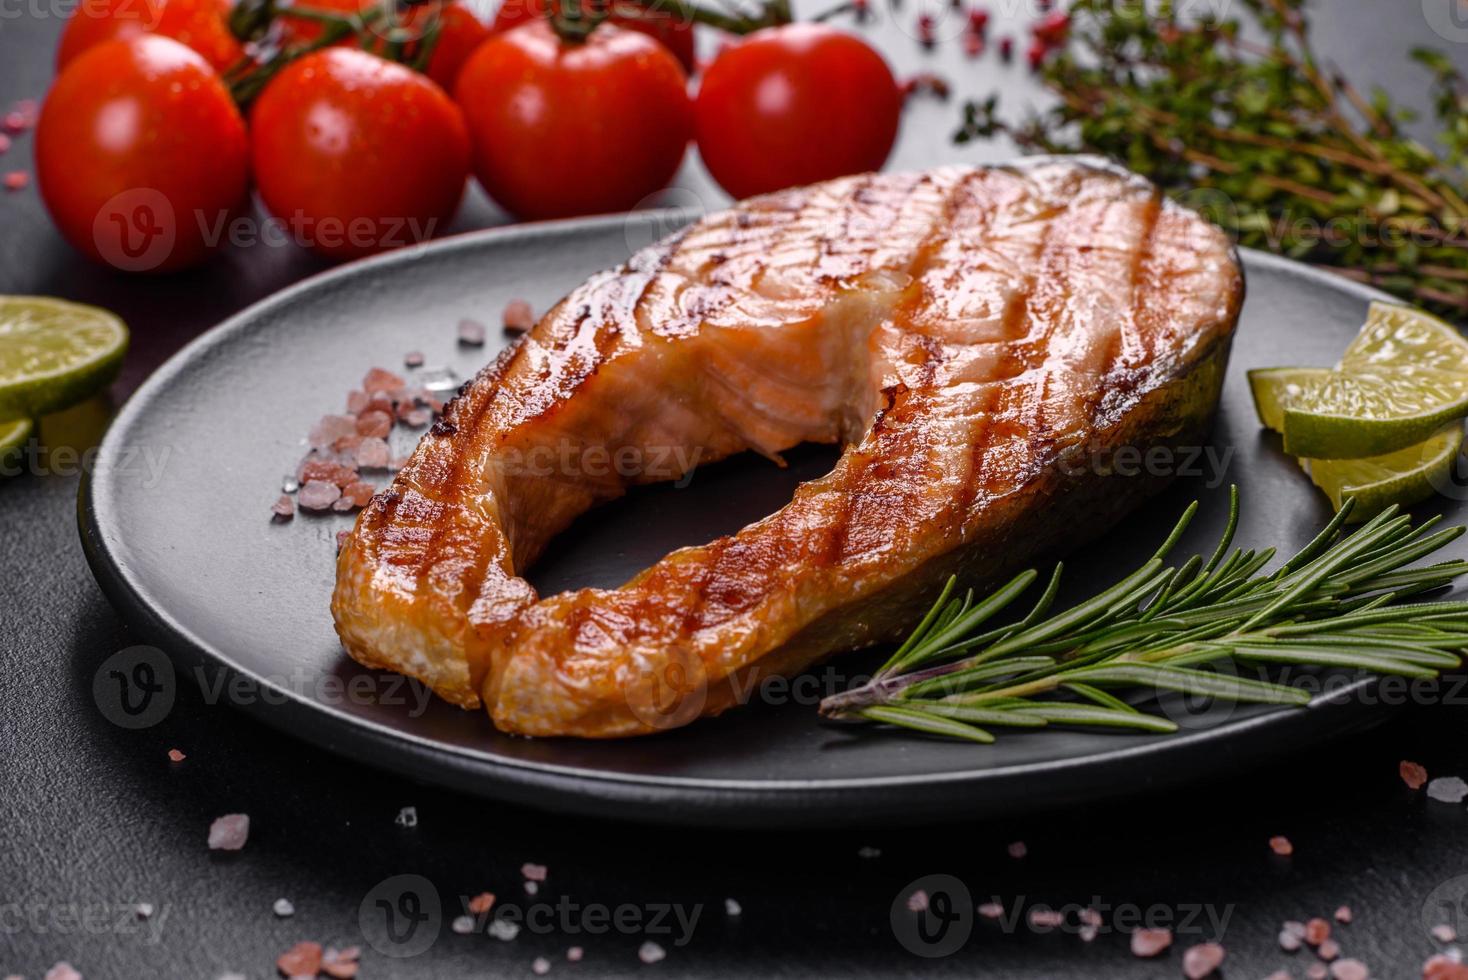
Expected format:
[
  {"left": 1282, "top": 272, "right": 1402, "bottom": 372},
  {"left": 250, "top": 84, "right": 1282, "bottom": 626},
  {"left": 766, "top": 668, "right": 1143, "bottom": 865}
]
[{"left": 332, "top": 158, "right": 1244, "bottom": 738}]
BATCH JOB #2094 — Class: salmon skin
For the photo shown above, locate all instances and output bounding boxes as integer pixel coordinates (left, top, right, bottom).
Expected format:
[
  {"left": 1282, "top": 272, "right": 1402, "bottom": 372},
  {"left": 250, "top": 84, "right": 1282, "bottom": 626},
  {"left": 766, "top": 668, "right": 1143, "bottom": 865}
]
[{"left": 332, "top": 157, "right": 1243, "bottom": 738}]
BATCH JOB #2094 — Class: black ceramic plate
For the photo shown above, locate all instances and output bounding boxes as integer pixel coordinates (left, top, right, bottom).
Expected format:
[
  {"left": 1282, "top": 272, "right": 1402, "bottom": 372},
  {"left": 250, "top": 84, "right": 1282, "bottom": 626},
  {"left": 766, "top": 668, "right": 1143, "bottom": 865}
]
[{"left": 79, "top": 211, "right": 1468, "bottom": 826}]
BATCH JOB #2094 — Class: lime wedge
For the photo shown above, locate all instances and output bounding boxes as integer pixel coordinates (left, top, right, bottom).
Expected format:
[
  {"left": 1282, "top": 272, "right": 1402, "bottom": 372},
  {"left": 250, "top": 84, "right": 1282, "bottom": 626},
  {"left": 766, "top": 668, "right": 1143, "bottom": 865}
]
[
  {"left": 1305, "top": 424, "right": 1465, "bottom": 522},
  {"left": 0, "top": 416, "right": 32, "bottom": 467},
  {"left": 1280, "top": 302, "right": 1468, "bottom": 459},
  {"left": 0, "top": 296, "right": 129, "bottom": 422},
  {"left": 1247, "top": 366, "right": 1333, "bottom": 433}
]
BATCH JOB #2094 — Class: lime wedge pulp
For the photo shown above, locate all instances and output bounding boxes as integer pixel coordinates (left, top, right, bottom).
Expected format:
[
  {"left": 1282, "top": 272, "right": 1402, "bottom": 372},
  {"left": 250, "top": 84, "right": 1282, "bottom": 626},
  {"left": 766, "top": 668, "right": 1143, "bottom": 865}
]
[
  {"left": 1306, "top": 424, "right": 1466, "bottom": 522},
  {"left": 1278, "top": 301, "right": 1468, "bottom": 459},
  {"left": 0, "top": 296, "right": 129, "bottom": 422}
]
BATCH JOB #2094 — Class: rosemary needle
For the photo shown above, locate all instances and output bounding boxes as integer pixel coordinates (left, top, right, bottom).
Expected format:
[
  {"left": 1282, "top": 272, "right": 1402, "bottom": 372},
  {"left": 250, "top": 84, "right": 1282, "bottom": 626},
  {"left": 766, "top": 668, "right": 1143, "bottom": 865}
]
[{"left": 820, "top": 488, "right": 1468, "bottom": 743}]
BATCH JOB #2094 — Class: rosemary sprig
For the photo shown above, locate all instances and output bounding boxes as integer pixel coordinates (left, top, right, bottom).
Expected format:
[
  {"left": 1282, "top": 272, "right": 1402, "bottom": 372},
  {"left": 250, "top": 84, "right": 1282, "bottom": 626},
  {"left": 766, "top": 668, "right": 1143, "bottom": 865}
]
[
  {"left": 819, "top": 488, "right": 1468, "bottom": 743},
  {"left": 954, "top": 0, "right": 1468, "bottom": 319}
]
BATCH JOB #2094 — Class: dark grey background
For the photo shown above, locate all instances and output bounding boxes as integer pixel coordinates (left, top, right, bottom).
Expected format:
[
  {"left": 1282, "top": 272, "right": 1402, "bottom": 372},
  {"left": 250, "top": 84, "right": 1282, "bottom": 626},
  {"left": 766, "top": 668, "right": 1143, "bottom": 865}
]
[{"left": 5, "top": 1, "right": 1468, "bottom": 977}]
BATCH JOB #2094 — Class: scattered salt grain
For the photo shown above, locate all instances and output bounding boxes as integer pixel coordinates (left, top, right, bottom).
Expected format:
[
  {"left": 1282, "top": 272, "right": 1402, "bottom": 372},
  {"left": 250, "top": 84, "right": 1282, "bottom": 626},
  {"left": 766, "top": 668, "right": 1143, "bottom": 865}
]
[
  {"left": 167, "top": 748, "right": 186, "bottom": 763},
  {"left": 1335, "top": 905, "right": 1353, "bottom": 924},
  {"left": 1435, "top": 924, "right": 1459, "bottom": 943},
  {"left": 43, "top": 964, "right": 80, "bottom": 980},
  {"left": 1079, "top": 908, "right": 1101, "bottom": 926},
  {"left": 402, "top": 408, "right": 432, "bottom": 428},
  {"left": 1028, "top": 908, "right": 1064, "bottom": 929},
  {"left": 297, "top": 480, "right": 341, "bottom": 512},
  {"left": 356, "top": 437, "right": 390, "bottom": 470},
  {"left": 907, "top": 890, "right": 929, "bottom": 913},
  {"left": 1424, "top": 953, "right": 1468, "bottom": 978},
  {"left": 532, "top": 957, "right": 551, "bottom": 976},
  {"left": 1307, "top": 966, "right": 1328, "bottom": 980},
  {"left": 1130, "top": 927, "right": 1172, "bottom": 958},
  {"left": 1269, "top": 835, "right": 1294, "bottom": 856},
  {"left": 418, "top": 366, "right": 459, "bottom": 393},
  {"left": 978, "top": 902, "right": 1004, "bottom": 919},
  {"left": 309, "top": 414, "right": 358, "bottom": 448},
  {"left": 458, "top": 318, "right": 487, "bottom": 346},
  {"left": 638, "top": 941, "right": 666, "bottom": 965},
  {"left": 724, "top": 898, "right": 741, "bottom": 917},
  {"left": 452, "top": 915, "right": 475, "bottom": 935},
  {"left": 1401, "top": 760, "right": 1429, "bottom": 790},
  {"left": 404, "top": 351, "right": 425, "bottom": 368},
  {"left": 489, "top": 918, "right": 520, "bottom": 941},
  {"left": 1079, "top": 923, "right": 1098, "bottom": 942},
  {"left": 207, "top": 813, "right": 249, "bottom": 851},
  {"left": 522, "top": 862, "right": 548, "bottom": 882},
  {"left": 347, "top": 390, "right": 369, "bottom": 414},
  {"left": 4, "top": 171, "right": 28, "bottom": 192},
  {"left": 276, "top": 941, "right": 322, "bottom": 978},
  {"left": 355, "top": 410, "right": 393, "bottom": 438},
  {"left": 1265, "top": 972, "right": 1293, "bottom": 980},
  {"left": 1007, "top": 840, "right": 1027, "bottom": 859},
  {"left": 134, "top": 902, "right": 154, "bottom": 919},
  {"left": 469, "top": 892, "right": 496, "bottom": 915},
  {"left": 341, "top": 481, "right": 376, "bottom": 509},
  {"left": 362, "top": 367, "right": 405, "bottom": 394},
  {"left": 1305, "top": 917, "right": 1331, "bottom": 946},
  {"left": 271, "top": 495, "right": 296, "bottom": 520},
  {"left": 1280, "top": 928, "right": 1302, "bottom": 952},
  {"left": 336, "top": 530, "right": 351, "bottom": 551},
  {"left": 525, "top": 881, "right": 539, "bottom": 896},
  {"left": 395, "top": 806, "right": 418, "bottom": 828},
  {"left": 281, "top": 475, "right": 300, "bottom": 493},
  {"left": 1429, "top": 777, "right": 1468, "bottom": 803},
  {"left": 1319, "top": 937, "right": 1340, "bottom": 960},
  {"left": 0, "top": 134, "right": 9, "bottom": 154},
  {"left": 567, "top": 946, "right": 584, "bottom": 962},
  {"left": 1331, "top": 960, "right": 1369, "bottom": 980},
  {"left": 273, "top": 898, "right": 294, "bottom": 918},
  {"left": 502, "top": 300, "right": 535, "bottom": 333},
  {"left": 857, "top": 845, "right": 881, "bottom": 859},
  {"left": 1182, "top": 941, "right": 1225, "bottom": 979}
]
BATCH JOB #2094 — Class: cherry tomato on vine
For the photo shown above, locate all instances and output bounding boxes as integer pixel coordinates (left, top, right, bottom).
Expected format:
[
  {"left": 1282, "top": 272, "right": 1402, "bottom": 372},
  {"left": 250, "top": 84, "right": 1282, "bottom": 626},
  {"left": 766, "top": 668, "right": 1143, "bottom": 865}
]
[
  {"left": 278, "top": 0, "right": 490, "bottom": 92},
  {"left": 56, "top": 0, "right": 245, "bottom": 73},
  {"left": 250, "top": 48, "right": 471, "bottom": 259},
  {"left": 455, "top": 19, "right": 692, "bottom": 220},
  {"left": 36, "top": 35, "right": 250, "bottom": 272},
  {"left": 422, "top": 3, "right": 492, "bottom": 90},
  {"left": 491, "top": 0, "right": 695, "bottom": 73},
  {"left": 275, "top": 0, "right": 366, "bottom": 46},
  {"left": 694, "top": 23, "right": 900, "bottom": 200}
]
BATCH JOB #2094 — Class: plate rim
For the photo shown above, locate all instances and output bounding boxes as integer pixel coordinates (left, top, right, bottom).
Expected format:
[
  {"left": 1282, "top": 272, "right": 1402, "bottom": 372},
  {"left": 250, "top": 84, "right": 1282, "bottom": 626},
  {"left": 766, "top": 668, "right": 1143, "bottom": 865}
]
[{"left": 78, "top": 212, "right": 1402, "bottom": 824}]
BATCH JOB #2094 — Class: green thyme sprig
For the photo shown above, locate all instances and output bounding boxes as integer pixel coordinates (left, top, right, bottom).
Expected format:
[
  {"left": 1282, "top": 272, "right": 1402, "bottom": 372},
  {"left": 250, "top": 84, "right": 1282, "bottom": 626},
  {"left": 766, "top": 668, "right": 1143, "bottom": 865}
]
[
  {"left": 954, "top": 0, "right": 1468, "bottom": 319},
  {"left": 819, "top": 488, "right": 1468, "bottom": 743}
]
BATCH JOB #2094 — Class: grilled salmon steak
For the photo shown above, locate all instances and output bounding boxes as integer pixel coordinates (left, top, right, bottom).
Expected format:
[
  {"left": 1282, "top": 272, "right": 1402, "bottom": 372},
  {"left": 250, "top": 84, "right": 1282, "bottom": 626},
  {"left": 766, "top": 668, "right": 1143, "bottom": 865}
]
[{"left": 333, "top": 158, "right": 1243, "bottom": 738}]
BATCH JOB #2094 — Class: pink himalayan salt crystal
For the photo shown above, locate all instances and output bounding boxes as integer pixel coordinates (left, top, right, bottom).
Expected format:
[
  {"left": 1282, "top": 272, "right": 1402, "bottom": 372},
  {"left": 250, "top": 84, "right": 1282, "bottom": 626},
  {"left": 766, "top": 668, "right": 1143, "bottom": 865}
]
[
  {"left": 167, "top": 748, "right": 186, "bottom": 763},
  {"left": 1266, "top": 973, "right": 1292, "bottom": 980},
  {"left": 1319, "top": 937, "right": 1340, "bottom": 960},
  {"left": 1331, "top": 960, "right": 1369, "bottom": 980},
  {"left": 907, "top": 889, "right": 929, "bottom": 913},
  {"left": 1007, "top": 840, "right": 1027, "bottom": 859},
  {"left": 321, "top": 946, "right": 360, "bottom": 979},
  {"left": 532, "top": 957, "right": 550, "bottom": 976},
  {"left": 638, "top": 941, "right": 665, "bottom": 964},
  {"left": 1079, "top": 923, "right": 1098, "bottom": 942},
  {"left": 1306, "top": 966, "right": 1327, "bottom": 980},
  {"left": 1270, "top": 835, "right": 1294, "bottom": 856},
  {"left": 1433, "top": 924, "right": 1458, "bottom": 943},
  {"left": 1335, "top": 905, "right": 1353, "bottom": 924},
  {"left": 44, "top": 964, "right": 81, "bottom": 980},
  {"left": 502, "top": 299, "right": 535, "bottom": 333},
  {"left": 468, "top": 892, "right": 495, "bottom": 915},
  {"left": 0, "top": 133, "right": 9, "bottom": 154},
  {"left": 336, "top": 530, "right": 351, "bottom": 551},
  {"left": 276, "top": 940, "right": 322, "bottom": 977},
  {"left": 1280, "top": 928, "right": 1303, "bottom": 952},
  {"left": 404, "top": 351, "right": 425, "bottom": 368},
  {"left": 1028, "top": 908, "right": 1064, "bottom": 929},
  {"left": 332, "top": 495, "right": 356, "bottom": 513},
  {"left": 356, "top": 437, "right": 390, "bottom": 470},
  {"left": 347, "top": 389, "right": 369, "bottom": 414},
  {"left": 402, "top": 408, "right": 432, "bottom": 428},
  {"left": 271, "top": 495, "right": 295, "bottom": 520},
  {"left": 362, "top": 367, "right": 405, "bottom": 394},
  {"left": 1182, "top": 941, "right": 1225, "bottom": 979},
  {"left": 309, "top": 414, "right": 358, "bottom": 448},
  {"left": 355, "top": 410, "right": 393, "bottom": 438},
  {"left": 4, "top": 171, "right": 27, "bottom": 191},
  {"left": 566, "top": 947, "right": 583, "bottom": 962},
  {"left": 1306, "top": 917, "right": 1331, "bottom": 946},
  {"left": 1427, "top": 776, "right": 1468, "bottom": 803},
  {"left": 298, "top": 480, "right": 342, "bottom": 511},
  {"left": 521, "top": 862, "right": 548, "bottom": 882},
  {"left": 977, "top": 902, "right": 1003, "bottom": 919},
  {"left": 208, "top": 813, "right": 250, "bottom": 851},
  {"left": 1130, "top": 927, "right": 1172, "bottom": 958},
  {"left": 458, "top": 318, "right": 487, "bottom": 346},
  {"left": 1401, "top": 760, "right": 1429, "bottom": 790},
  {"left": 1425, "top": 953, "right": 1468, "bottom": 978},
  {"left": 341, "top": 481, "right": 376, "bottom": 509}
]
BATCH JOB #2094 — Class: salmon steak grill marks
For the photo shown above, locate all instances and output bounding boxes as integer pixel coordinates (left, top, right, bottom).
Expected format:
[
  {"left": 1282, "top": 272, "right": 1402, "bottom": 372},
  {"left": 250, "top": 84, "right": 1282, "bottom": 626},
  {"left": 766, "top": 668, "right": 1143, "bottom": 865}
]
[{"left": 331, "top": 158, "right": 1244, "bottom": 738}]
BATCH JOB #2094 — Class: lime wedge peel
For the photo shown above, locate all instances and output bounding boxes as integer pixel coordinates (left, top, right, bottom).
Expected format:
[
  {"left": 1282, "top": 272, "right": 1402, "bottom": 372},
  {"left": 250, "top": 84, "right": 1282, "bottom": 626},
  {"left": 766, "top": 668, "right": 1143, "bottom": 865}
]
[
  {"left": 1275, "top": 301, "right": 1468, "bottom": 459},
  {"left": 0, "top": 416, "right": 32, "bottom": 460},
  {"left": 1305, "top": 424, "right": 1466, "bottom": 523},
  {"left": 0, "top": 296, "right": 129, "bottom": 422}
]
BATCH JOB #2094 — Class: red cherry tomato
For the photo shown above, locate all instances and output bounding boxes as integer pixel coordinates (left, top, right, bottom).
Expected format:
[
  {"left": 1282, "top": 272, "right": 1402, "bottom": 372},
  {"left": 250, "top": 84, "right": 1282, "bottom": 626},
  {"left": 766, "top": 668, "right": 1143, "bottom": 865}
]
[
  {"left": 276, "top": 0, "right": 367, "bottom": 46},
  {"left": 56, "top": 0, "right": 245, "bottom": 73},
  {"left": 36, "top": 35, "right": 250, "bottom": 272},
  {"left": 491, "top": 0, "right": 695, "bottom": 73},
  {"left": 250, "top": 48, "right": 471, "bottom": 259},
  {"left": 278, "top": 0, "right": 489, "bottom": 92},
  {"left": 422, "top": 3, "right": 493, "bottom": 90},
  {"left": 455, "top": 20, "right": 692, "bottom": 219},
  {"left": 694, "top": 24, "right": 900, "bottom": 200}
]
